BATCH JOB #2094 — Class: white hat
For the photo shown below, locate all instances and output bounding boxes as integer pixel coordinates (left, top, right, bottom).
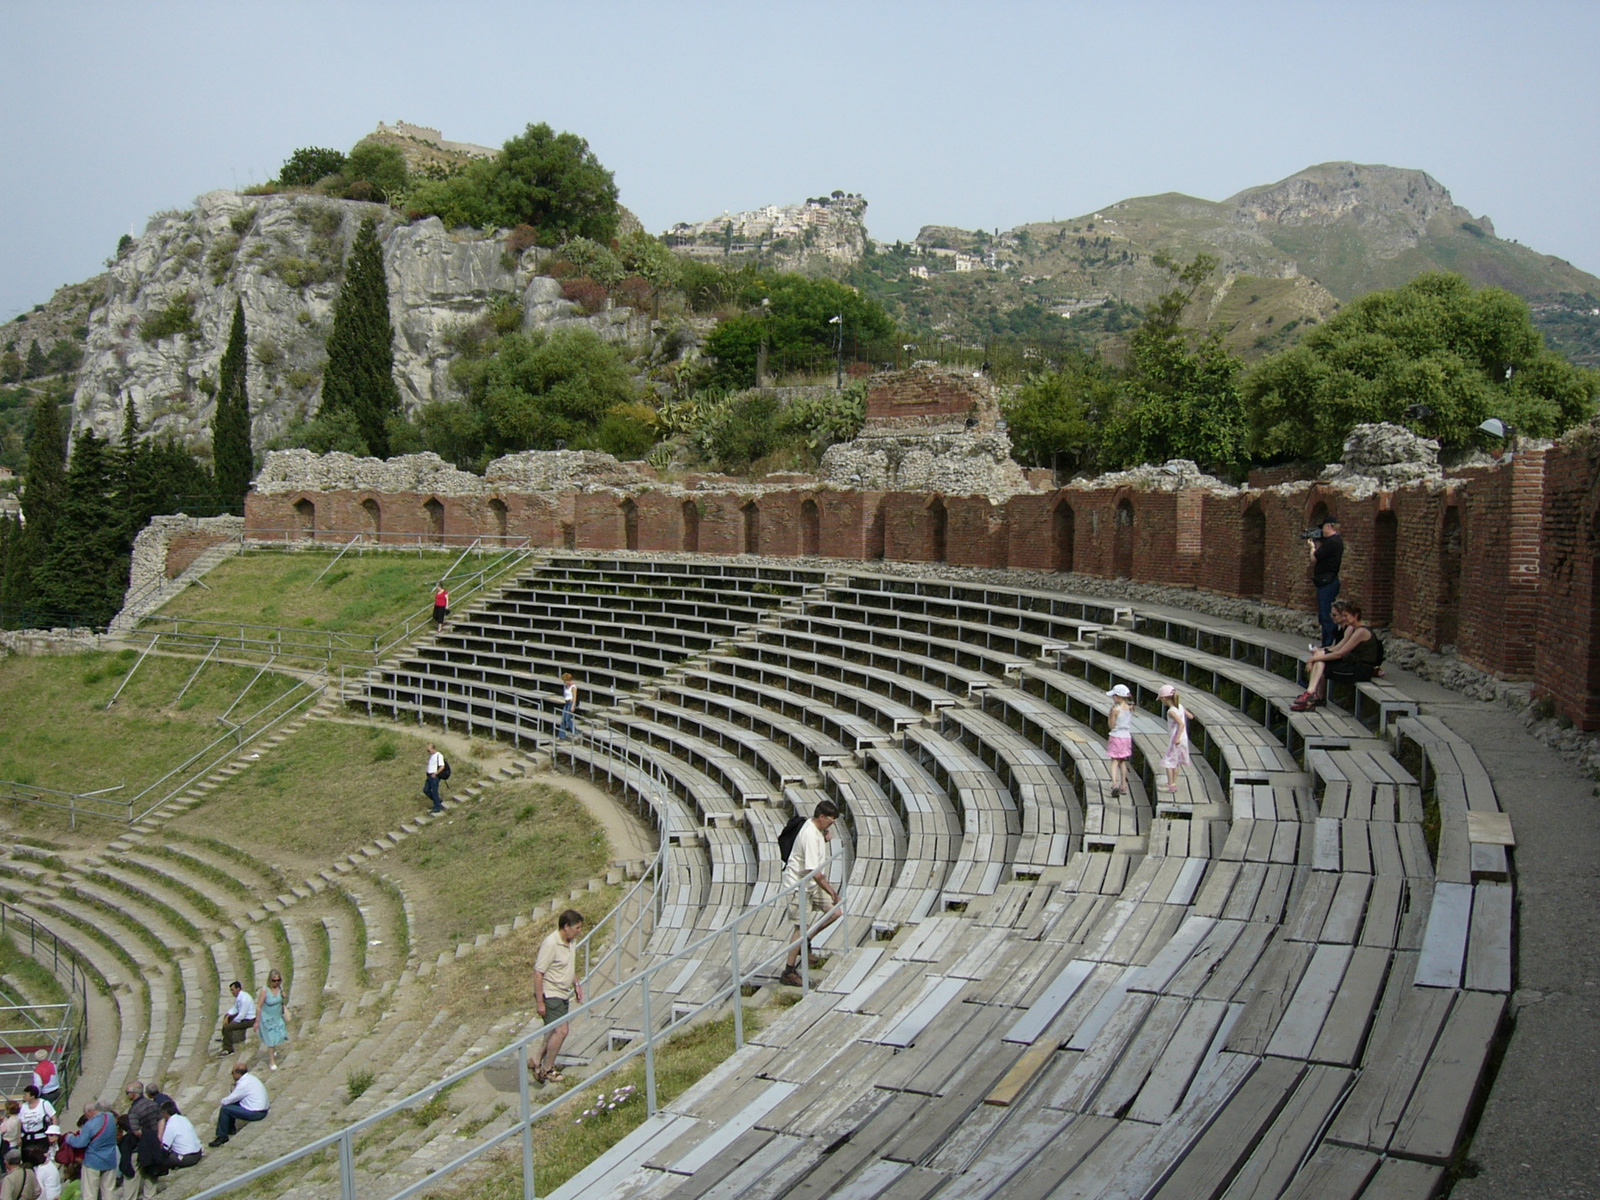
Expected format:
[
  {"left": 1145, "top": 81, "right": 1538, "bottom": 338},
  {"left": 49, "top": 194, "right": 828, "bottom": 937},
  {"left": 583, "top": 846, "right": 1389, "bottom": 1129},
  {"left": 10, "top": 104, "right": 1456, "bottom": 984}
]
[
  {"left": 45, "top": 1125, "right": 60, "bottom": 1136},
  {"left": 1106, "top": 684, "right": 1131, "bottom": 699}
]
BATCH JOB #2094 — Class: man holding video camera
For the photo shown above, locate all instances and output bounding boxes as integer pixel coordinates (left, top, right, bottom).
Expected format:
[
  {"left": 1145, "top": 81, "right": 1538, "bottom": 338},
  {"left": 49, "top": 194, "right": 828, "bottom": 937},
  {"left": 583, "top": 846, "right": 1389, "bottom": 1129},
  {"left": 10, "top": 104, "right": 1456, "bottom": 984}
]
[{"left": 1306, "top": 516, "right": 1343, "bottom": 647}]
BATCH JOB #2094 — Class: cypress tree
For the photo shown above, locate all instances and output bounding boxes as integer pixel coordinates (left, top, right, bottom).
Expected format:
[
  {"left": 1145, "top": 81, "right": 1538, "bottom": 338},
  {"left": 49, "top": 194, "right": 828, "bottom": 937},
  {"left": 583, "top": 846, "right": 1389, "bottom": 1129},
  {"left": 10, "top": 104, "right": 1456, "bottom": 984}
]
[
  {"left": 19, "top": 395, "right": 66, "bottom": 547},
  {"left": 23, "top": 340, "right": 48, "bottom": 380},
  {"left": 321, "top": 216, "right": 401, "bottom": 458},
  {"left": 33, "top": 432, "right": 128, "bottom": 625},
  {"left": 213, "top": 297, "right": 255, "bottom": 507}
]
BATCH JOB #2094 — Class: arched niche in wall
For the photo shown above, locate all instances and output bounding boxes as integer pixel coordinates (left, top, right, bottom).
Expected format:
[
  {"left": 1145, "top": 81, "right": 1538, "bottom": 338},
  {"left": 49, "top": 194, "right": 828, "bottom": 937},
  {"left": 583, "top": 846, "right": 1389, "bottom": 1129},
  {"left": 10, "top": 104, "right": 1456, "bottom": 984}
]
[
  {"left": 800, "top": 498, "right": 820, "bottom": 557},
  {"left": 424, "top": 497, "right": 445, "bottom": 545},
  {"left": 1439, "top": 504, "right": 1464, "bottom": 647},
  {"left": 1053, "top": 499, "right": 1075, "bottom": 573},
  {"left": 1239, "top": 500, "right": 1266, "bottom": 599},
  {"left": 1113, "top": 498, "right": 1135, "bottom": 579},
  {"left": 489, "top": 498, "right": 509, "bottom": 543},
  {"left": 927, "top": 497, "right": 948, "bottom": 562},
  {"left": 294, "top": 497, "right": 315, "bottom": 540},
  {"left": 1370, "top": 509, "right": 1398, "bottom": 626},
  {"left": 621, "top": 498, "right": 639, "bottom": 551},
  {"left": 361, "top": 498, "right": 382, "bottom": 539},
  {"left": 682, "top": 500, "right": 700, "bottom": 553},
  {"left": 742, "top": 501, "right": 761, "bottom": 555}
]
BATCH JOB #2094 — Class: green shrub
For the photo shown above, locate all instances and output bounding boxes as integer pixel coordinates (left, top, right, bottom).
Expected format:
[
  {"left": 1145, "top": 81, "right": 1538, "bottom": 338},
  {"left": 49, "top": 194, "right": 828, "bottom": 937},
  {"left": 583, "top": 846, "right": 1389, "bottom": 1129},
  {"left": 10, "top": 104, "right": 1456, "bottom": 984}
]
[
  {"left": 279, "top": 147, "right": 347, "bottom": 187},
  {"left": 139, "top": 294, "right": 197, "bottom": 342},
  {"left": 344, "top": 141, "right": 409, "bottom": 203},
  {"left": 346, "top": 1067, "right": 374, "bottom": 1102},
  {"left": 596, "top": 402, "right": 659, "bottom": 460},
  {"left": 207, "top": 234, "right": 241, "bottom": 285}
]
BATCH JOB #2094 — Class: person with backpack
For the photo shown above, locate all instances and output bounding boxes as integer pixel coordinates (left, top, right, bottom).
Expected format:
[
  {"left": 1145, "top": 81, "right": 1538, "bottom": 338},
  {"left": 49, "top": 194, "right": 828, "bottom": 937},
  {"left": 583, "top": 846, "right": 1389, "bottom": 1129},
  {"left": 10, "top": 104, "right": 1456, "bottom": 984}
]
[
  {"left": 779, "top": 800, "right": 841, "bottom": 987},
  {"left": 1292, "top": 599, "right": 1382, "bottom": 711},
  {"left": 424, "top": 743, "right": 449, "bottom": 814}
]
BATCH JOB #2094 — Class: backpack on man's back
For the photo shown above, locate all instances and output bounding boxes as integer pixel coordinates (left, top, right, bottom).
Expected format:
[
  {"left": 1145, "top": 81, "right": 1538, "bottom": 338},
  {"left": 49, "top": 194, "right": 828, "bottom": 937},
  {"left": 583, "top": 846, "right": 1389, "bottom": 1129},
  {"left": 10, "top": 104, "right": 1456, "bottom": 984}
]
[{"left": 777, "top": 815, "right": 807, "bottom": 865}]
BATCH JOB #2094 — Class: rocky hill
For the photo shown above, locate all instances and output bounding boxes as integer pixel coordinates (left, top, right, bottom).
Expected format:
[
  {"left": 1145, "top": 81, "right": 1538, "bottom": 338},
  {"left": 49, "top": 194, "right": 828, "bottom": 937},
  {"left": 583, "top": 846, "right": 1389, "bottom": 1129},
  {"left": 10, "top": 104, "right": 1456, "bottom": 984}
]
[
  {"left": 852, "top": 162, "right": 1600, "bottom": 364},
  {"left": 70, "top": 191, "right": 649, "bottom": 451},
  {"left": 664, "top": 192, "right": 869, "bottom": 271}
]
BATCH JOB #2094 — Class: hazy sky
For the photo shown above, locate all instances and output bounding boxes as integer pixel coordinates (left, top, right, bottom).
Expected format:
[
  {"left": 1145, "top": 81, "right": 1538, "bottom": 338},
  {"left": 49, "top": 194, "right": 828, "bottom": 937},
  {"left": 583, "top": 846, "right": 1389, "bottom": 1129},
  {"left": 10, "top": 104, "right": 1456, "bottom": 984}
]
[{"left": 3, "top": 1, "right": 1598, "bottom": 321}]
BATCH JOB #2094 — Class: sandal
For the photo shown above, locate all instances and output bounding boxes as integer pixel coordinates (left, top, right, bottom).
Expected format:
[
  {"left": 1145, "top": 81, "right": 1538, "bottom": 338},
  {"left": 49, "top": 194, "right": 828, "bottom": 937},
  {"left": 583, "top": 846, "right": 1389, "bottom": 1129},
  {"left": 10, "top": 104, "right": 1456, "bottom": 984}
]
[{"left": 544, "top": 1069, "right": 565, "bottom": 1083}]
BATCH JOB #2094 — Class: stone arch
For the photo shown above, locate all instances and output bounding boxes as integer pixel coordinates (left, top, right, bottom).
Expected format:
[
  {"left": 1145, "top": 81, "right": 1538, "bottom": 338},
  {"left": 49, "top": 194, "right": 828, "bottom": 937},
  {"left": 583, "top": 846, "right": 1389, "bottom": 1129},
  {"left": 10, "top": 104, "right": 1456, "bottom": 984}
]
[
  {"left": 489, "top": 497, "right": 509, "bottom": 543},
  {"left": 423, "top": 497, "right": 445, "bottom": 545},
  {"left": 1239, "top": 500, "right": 1266, "bottom": 599},
  {"left": 293, "top": 497, "right": 315, "bottom": 539},
  {"left": 1308, "top": 499, "right": 1331, "bottom": 530},
  {"left": 800, "top": 498, "right": 820, "bottom": 557},
  {"left": 1439, "top": 504, "right": 1463, "bottom": 646},
  {"left": 1113, "top": 498, "right": 1135, "bottom": 579},
  {"left": 1370, "top": 509, "right": 1398, "bottom": 626},
  {"left": 682, "top": 500, "right": 700, "bottom": 553},
  {"left": 1053, "top": 500, "right": 1075, "bottom": 573},
  {"left": 621, "top": 498, "right": 639, "bottom": 551},
  {"left": 927, "top": 497, "right": 948, "bottom": 562},
  {"left": 742, "top": 501, "right": 761, "bottom": 555},
  {"left": 360, "top": 498, "right": 381, "bottom": 539}
]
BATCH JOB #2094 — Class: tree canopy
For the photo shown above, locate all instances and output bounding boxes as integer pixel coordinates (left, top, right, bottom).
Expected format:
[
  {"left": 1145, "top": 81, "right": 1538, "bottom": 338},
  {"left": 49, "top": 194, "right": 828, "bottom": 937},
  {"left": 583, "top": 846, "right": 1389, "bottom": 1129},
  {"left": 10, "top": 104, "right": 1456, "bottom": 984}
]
[
  {"left": 277, "top": 146, "right": 348, "bottom": 187},
  {"left": 1243, "top": 272, "right": 1600, "bottom": 461},
  {"left": 320, "top": 216, "right": 402, "bottom": 457},
  {"left": 406, "top": 122, "right": 619, "bottom": 244},
  {"left": 704, "top": 274, "right": 896, "bottom": 387}
]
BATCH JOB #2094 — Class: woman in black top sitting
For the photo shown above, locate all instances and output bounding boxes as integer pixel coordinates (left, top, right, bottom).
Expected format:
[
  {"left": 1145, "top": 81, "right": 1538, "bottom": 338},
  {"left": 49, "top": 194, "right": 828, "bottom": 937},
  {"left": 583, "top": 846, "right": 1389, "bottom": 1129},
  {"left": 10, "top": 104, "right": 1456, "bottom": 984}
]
[{"left": 1293, "top": 599, "right": 1380, "bottom": 711}]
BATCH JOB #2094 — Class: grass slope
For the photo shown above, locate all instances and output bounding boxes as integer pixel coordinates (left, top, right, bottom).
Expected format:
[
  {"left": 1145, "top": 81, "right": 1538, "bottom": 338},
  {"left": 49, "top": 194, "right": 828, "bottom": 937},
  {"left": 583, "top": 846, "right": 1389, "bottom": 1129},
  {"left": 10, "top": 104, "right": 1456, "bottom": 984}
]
[{"left": 0, "top": 650, "right": 299, "bottom": 810}]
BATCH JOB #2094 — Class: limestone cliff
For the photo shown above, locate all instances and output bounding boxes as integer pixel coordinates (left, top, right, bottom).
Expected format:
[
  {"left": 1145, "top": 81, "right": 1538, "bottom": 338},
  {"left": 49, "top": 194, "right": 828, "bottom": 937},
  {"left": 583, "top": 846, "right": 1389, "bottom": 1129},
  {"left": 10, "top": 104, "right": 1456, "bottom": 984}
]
[{"left": 72, "top": 191, "right": 648, "bottom": 452}]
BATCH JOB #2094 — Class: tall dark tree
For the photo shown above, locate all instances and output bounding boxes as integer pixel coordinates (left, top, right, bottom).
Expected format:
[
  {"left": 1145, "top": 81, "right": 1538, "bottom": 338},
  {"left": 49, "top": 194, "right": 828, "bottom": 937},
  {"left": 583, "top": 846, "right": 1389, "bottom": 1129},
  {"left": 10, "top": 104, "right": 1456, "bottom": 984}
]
[
  {"left": 32, "top": 432, "right": 127, "bottom": 624},
  {"left": 213, "top": 298, "right": 255, "bottom": 507},
  {"left": 321, "top": 216, "right": 401, "bottom": 457},
  {"left": 19, "top": 396, "right": 66, "bottom": 546},
  {"left": 23, "top": 340, "right": 48, "bottom": 380}
]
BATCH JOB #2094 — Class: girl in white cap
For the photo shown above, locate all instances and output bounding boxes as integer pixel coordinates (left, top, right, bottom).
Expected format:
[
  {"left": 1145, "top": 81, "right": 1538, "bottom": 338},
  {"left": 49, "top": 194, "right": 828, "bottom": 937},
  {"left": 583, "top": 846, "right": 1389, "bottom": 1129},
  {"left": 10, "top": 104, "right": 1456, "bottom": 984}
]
[
  {"left": 1106, "top": 684, "right": 1134, "bottom": 796},
  {"left": 1158, "top": 685, "right": 1190, "bottom": 793}
]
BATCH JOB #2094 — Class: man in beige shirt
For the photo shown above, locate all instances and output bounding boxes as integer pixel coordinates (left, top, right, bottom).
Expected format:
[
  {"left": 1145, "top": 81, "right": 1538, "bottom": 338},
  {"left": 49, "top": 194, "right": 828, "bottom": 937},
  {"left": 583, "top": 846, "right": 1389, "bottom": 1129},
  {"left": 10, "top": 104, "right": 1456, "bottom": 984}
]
[{"left": 531, "top": 909, "right": 584, "bottom": 1083}]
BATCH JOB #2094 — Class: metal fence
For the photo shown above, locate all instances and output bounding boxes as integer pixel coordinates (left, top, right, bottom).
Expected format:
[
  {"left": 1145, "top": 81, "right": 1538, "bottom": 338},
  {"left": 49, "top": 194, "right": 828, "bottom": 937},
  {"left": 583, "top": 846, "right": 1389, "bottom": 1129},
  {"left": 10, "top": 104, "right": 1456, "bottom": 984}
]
[{"left": 0, "top": 901, "right": 91, "bottom": 1102}]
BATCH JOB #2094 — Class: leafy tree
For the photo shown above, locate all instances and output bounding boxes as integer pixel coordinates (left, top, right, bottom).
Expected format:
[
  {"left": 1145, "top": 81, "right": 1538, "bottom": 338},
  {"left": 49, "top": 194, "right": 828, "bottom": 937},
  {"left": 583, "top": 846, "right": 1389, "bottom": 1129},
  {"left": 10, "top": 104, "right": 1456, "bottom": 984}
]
[
  {"left": 595, "top": 402, "right": 660, "bottom": 460},
  {"left": 705, "top": 274, "right": 896, "bottom": 387},
  {"left": 320, "top": 216, "right": 402, "bottom": 457},
  {"left": 344, "top": 141, "right": 409, "bottom": 202},
  {"left": 279, "top": 146, "right": 348, "bottom": 187},
  {"left": 0, "top": 350, "right": 19, "bottom": 383},
  {"left": 46, "top": 339, "right": 83, "bottom": 374},
  {"left": 1004, "top": 354, "right": 1117, "bottom": 473},
  {"left": 617, "top": 231, "right": 682, "bottom": 289},
  {"left": 1099, "top": 253, "right": 1245, "bottom": 472},
  {"left": 32, "top": 432, "right": 128, "bottom": 624},
  {"left": 212, "top": 298, "right": 254, "bottom": 507},
  {"left": 23, "top": 341, "right": 47, "bottom": 379},
  {"left": 281, "top": 407, "right": 371, "bottom": 456},
  {"left": 406, "top": 122, "right": 619, "bottom": 244},
  {"left": 1243, "top": 272, "right": 1600, "bottom": 461},
  {"left": 426, "top": 328, "right": 638, "bottom": 468}
]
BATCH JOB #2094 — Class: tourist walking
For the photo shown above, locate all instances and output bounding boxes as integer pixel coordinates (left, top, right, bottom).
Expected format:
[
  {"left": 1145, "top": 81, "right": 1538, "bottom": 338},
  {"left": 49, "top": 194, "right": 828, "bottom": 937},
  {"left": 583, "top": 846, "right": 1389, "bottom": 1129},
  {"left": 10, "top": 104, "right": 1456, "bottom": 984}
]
[
  {"left": 16, "top": 1089, "right": 54, "bottom": 1167},
  {"left": 29, "top": 1053, "right": 58, "bottom": 1105},
  {"left": 531, "top": 910, "right": 585, "bottom": 1084},
  {"left": 255, "top": 970, "right": 289, "bottom": 1070},
  {"left": 64, "top": 1104, "right": 116, "bottom": 1200},
  {"left": 780, "top": 800, "right": 841, "bottom": 987},
  {"left": 556, "top": 673, "right": 578, "bottom": 740},
  {"left": 424, "top": 742, "right": 446, "bottom": 814},
  {"left": 432, "top": 582, "right": 449, "bottom": 631},
  {"left": 1307, "top": 516, "right": 1343, "bottom": 647},
  {"left": 1106, "top": 684, "right": 1135, "bottom": 797},
  {"left": 1293, "top": 600, "right": 1381, "bottom": 710},
  {"left": 219, "top": 981, "right": 256, "bottom": 1055},
  {"left": 208, "top": 1062, "right": 269, "bottom": 1148},
  {"left": 1158, "top": 685, "right": 1190, "bottom": 793}
]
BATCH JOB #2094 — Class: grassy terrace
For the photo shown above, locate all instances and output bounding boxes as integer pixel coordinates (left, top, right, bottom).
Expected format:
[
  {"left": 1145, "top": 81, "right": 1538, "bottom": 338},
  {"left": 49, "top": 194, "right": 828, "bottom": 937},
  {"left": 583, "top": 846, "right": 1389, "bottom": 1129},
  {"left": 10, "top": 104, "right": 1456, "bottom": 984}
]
[
  {"left": 149, "top": 548, "right": 489, "bottom": 639},
  {"left": 0, "top": 651, "right": 302, "bottom": 819}
]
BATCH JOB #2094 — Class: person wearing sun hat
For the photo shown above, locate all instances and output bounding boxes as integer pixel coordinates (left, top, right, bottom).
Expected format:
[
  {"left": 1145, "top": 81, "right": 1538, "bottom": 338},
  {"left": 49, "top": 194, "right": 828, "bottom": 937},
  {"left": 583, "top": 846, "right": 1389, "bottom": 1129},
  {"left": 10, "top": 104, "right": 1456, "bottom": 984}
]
[
  {"left": 1105, "top": 684, "right": 1135, "bottom": 797},
  {"left": 1157, "top": 684, "right": 1191, "bottom": 793}
]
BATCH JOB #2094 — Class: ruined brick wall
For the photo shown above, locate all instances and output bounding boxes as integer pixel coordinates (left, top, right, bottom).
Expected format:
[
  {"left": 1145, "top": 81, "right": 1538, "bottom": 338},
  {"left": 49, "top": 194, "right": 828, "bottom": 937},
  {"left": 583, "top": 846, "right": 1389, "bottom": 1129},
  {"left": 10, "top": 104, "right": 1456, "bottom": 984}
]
[
  {"left": 242, "top": 444, "right": 1600, "bottom": 721},
  {"left": 164, "top": 531, "right": 232, "bottom": 578},
  {"left": 1536, "top": 440, "right": 1600, "bottom": 728},
  {"left": 862, "top": 366, "right": 997, "bottom": 434}
]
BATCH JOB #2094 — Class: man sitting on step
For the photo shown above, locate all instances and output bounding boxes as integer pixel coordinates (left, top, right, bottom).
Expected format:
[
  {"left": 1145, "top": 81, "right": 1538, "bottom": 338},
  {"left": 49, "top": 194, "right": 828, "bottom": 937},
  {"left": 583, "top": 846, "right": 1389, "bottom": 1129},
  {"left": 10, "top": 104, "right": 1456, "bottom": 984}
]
[
  {"left": 156, "top": 1102, "right": 201, "bottom": 1171},
  {"left": 219, "top": 981, "right": 255, "bottom": 1055},
  {"left": 209, "top": 1061, "right": 269, "bottom": 1148}
]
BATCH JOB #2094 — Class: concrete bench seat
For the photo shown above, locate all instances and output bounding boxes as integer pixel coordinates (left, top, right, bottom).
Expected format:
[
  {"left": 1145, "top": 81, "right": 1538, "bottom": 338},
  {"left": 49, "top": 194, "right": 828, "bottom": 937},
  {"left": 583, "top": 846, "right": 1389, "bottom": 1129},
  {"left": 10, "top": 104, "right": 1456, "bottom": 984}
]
[
  {"left": 626, "top": 695, "right": 817, "bottom": 790},
  {"left": 468, "top": 610, "right": 723, "bottom": 655},
  {"left": 787, "top": 607, "right": 1040, "bottom": 681},
  {"left": 656, "top": 676, "right": 855, "bottom": 768},
  {"left": 808, "top": 593, "right": 1101, "bottom": 661},
  {"left": 606, "top": 713, "right": 776, "bottom": 808},
  {"left": 756, "top": 625, "right": 1003, "bottom": 701},
  {"left": 581, "top": 724, "right": 743, "bottom": 825},
  {"left": 904, "top": 726, "right": 1021, "bottom": 904},
  {"left": 940, "top": 705, "right": 1083, "bottom": 872},
  {"left": 728, "top": 647, "right": 934, "bottom": 732}
]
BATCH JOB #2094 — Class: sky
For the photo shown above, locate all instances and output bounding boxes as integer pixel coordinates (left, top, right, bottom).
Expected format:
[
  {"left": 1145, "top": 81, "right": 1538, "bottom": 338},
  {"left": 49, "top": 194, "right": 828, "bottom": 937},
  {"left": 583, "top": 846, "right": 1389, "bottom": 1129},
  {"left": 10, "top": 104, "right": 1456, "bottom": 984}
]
[{"left": 3, "top": 0, "right": 1598, "bottom": 321}]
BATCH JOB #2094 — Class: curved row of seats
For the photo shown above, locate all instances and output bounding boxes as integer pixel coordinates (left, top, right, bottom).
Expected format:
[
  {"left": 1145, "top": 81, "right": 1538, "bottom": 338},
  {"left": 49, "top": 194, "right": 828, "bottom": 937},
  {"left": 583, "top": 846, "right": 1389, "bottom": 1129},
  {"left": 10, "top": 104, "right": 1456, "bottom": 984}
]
[{"left": 347, "top": 556, "right": 1509, "bottom": 1200}]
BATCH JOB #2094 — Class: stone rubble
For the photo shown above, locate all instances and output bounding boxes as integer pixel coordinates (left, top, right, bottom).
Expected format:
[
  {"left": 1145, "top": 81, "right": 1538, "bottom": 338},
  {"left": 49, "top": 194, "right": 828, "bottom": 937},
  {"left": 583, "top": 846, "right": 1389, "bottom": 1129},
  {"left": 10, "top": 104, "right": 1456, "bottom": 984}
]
[{"left": 1319, "top": 422, "right": 1443, "bottom": 497}]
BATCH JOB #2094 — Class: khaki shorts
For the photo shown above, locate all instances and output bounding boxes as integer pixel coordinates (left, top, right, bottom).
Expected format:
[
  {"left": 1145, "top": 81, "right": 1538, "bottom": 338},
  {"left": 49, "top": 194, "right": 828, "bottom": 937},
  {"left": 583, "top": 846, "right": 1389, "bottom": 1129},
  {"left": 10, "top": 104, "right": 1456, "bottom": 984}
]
[
  {"left": 542, "top": 996, "right": 570, "bottom": 1026},
  {"left": 800, "top": 886, "right": 831, "bottom": 920}
]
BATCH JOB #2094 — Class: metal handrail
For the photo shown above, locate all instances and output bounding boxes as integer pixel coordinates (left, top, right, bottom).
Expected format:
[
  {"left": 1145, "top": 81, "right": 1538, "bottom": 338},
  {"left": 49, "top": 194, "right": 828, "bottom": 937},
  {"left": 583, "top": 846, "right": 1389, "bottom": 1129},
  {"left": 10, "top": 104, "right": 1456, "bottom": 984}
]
[
  {"left": 0, "top": 781, "right": 127, "bottom": 829},
  {"left": 0, "top": 901, "right": 91, "bottom": 1103},
  {"left": 183, "top": 858, "right": 844, "bottom": 1200}
]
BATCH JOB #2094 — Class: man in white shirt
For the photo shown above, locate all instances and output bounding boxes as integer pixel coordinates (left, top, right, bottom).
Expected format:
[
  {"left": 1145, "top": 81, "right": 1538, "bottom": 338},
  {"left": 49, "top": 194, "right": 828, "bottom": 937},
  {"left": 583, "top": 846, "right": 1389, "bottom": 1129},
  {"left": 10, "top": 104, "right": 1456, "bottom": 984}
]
[
  {"left": 780, "top": 800, "right": 841, "bottom": 987},
  {"left": 425, "top": 743, "right": 445, "bottom": 814},
  {"left": 157, "top": 1101, "right": 202, "bottom": 1170},
  {"left": 220, "top": 981, "right": 256, "bottom": 1055},
  {"left": 209, "top": 1062, "right": 268, "bottom": 1148}
]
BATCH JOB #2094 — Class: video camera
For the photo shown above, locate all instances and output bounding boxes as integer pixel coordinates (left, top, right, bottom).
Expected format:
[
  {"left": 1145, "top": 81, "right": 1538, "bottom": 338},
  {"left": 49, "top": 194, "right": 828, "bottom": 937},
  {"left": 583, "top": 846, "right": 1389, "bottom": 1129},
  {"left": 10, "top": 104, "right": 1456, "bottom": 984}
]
[{"left": 1302, "top": 526, "right": 1326, "bottom": 541}]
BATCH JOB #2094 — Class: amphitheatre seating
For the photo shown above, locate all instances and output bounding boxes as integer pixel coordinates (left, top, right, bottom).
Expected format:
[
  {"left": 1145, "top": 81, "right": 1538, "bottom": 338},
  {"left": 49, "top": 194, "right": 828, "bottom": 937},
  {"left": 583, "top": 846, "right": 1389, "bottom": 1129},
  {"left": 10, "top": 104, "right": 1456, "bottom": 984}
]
[{"left": 325, "top": 558, "right": 1515, "bottom": 1200}]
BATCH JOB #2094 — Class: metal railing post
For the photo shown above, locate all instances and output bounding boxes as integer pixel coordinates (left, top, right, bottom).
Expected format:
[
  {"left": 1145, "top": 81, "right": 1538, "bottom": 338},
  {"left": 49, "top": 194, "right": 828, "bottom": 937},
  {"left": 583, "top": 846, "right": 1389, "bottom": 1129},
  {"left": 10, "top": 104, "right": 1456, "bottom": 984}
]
[
  {"left": 798, "top": 885, "right": 810, "bottom": 989},
  {"left": 338, "top": 1130, "right": 355, "bottom": 1200},
  {"left": 641, "top": 972, "right": 657, "bottom": 1116},
  {"left": 518, "top": 1052, "right": 537, "bottom": 1200},
  {"left": 729, "top": 922, "right": 744, "bottom": 1050}
]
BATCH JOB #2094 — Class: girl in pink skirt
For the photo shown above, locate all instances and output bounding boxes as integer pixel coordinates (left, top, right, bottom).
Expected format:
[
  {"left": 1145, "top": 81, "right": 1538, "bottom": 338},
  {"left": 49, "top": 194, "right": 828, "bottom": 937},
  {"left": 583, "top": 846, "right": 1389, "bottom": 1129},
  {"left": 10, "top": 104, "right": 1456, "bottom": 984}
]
[
  {"left": 1106, "top": 684, "right": 1135, "bottom": 797},
  {"left": 1158, "top": 684, "right": 1190, "bottom": 793}
]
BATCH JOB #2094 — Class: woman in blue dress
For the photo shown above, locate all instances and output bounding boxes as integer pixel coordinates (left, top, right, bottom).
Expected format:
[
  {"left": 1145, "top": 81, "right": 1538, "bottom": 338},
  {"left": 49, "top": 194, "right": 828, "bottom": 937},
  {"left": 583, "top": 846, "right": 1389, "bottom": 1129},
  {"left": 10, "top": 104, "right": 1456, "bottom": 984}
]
[{"left": 255, "top": 970, "right": 289, "bottom": 1070}]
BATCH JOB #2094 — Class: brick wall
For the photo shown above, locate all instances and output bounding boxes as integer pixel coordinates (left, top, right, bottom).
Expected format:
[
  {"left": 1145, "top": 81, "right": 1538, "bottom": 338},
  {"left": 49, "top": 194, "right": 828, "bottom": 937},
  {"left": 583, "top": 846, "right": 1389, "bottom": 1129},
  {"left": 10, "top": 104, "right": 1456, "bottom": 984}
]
[
  {"left": 1536, "top": 440, "right": 1600, "bottom": 729},
  {"left": 164, "top": 531, "right": 232, "bottom": 578},
  {"left": 862, "top": 367, "right": 996, "bottom": 433},
  {"left": 243, "top": 445, "right": 1600, "bottom": 721}
]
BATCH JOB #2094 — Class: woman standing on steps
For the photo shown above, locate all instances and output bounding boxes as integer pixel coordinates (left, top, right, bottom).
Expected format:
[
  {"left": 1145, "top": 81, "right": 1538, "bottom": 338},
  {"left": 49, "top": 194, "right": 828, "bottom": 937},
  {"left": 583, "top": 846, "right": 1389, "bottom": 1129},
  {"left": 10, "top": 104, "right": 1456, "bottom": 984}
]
[
  {"left": 1105, "top": 684, "right": 1135, "bottom": 798},
  {"left": 255, "top": 971, "right": 289, "bottom": 1071},
  {"left": 432, "top": 582, "right": 450, "bottom": 632}
]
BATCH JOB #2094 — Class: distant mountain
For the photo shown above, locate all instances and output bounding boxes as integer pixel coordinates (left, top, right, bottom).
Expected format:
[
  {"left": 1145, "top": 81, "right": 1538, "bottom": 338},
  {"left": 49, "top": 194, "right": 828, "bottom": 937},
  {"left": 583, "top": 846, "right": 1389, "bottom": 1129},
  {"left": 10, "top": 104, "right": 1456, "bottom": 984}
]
[{"left": 846, "top": 163, "right": 1600, "bottom": 364}]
